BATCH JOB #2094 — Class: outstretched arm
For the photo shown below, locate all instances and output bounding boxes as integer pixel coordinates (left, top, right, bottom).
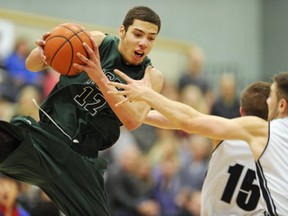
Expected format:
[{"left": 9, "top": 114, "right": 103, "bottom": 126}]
[{"left": 108, "top": 69, "right": 268, "bottom": 146}]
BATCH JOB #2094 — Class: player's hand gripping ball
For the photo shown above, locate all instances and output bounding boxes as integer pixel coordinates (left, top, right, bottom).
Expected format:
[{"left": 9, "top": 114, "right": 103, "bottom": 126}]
[{"left": 43, "top": 23, "right": 93, "bottom": 76}]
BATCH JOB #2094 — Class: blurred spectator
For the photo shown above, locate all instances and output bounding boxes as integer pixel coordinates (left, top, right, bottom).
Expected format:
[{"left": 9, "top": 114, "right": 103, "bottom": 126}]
[
  {"left": 130, "top": 124, "right": 158, "bottom": 154},
  {"left": 147, "top": 129, "right": 180, "bottom": 167},
  {"left": 3, "top": 37, "right": 43, "bottom": 101},
  {"left": 179, "top": 84, "right": 208, "bottom": 114},
  {"left": 0, "top": 98, "right": 15, "bottom": 121},
  {"left": 210, "top": 72, "right": 240, "bottom": 118},
  {"left": 176, "top": 189, "right": 201, "bottom": 216},
  {"left": 161, "top": 80, "right": 180, "bottom": 101},
  {"left": 176, "top": 84, "right": 209, "bottom": 139},
  {"left": 13, "top": 85, "right": 42, "bottom": 121},
  {"left": 106, "top": 146, "right": 159, "bottom": 216},
  {"left": 100, "top": 127, "right": 139, "bottom": 166},
  {"left": 151, "top": 150, "right": 182, "bottom": 216},
  {"left": 177, "top": 45, "right": 212, "bottom": 107},
  {"left": 30, "top": 190, "right": 60, "bottom": 216},
  {"left": 0, "top": 66, "right": 18, "bottom": 103},
  {"left": 0, "top": 175, "right": 30, "bottom": 216},
  {"left": 42, "top": 68, "right": 59, "bottom": 98},
  {"left": 16, "top": 183, "right": 36, "bottom": 214},
  {"left": 178, "top": 135, "right": 211, "bottom": 191}
]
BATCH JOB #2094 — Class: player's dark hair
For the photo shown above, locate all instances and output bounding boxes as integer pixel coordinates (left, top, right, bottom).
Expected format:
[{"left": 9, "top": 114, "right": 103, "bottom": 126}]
[
  {"left": 122, "top": 6, "right": 161, "bottom": 33},
  {"left": 240, "top": 81, "right": 270, "bottom": 120},
  {"left": 273, "top": 72, "right": 288, "bottom": 102}
]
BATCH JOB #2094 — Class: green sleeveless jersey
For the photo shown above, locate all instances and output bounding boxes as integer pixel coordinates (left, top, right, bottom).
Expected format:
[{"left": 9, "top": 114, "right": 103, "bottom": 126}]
[{"left": 40, "top": 35, "right": 151, "bottom": 156}]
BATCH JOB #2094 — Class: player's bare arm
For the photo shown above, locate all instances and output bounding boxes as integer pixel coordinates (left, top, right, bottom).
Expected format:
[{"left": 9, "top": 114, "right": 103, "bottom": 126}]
[
  {"left": 108, "top": 69, "right": 269, "bottom": 159},
  {"left": 25, "top": 32, "right": 50, "bottom": 72}
]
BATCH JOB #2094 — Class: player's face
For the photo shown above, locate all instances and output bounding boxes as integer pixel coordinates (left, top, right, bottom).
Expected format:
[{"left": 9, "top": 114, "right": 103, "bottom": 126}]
[
  {"left": 118, "top": 19, "right": 158, "bottom": 65},
  {"left": 267, "top": 82, "right": 279, "bottom": 121}
]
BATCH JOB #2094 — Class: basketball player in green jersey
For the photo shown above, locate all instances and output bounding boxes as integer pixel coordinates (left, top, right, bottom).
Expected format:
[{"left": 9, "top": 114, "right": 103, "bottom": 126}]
[{"left": 0, "top": 6, "right": 163, "bottom": 216}]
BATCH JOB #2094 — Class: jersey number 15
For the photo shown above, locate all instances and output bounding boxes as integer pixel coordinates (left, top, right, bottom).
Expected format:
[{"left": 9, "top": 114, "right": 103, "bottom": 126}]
[{"left": 221, "top": 163, "right": 260, "bottom": 211}]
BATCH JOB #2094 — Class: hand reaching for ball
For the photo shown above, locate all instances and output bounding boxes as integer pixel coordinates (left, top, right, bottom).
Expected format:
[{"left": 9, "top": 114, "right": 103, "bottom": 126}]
[{"left": 73, "top": 35, "right": 104, "bottom": 83}]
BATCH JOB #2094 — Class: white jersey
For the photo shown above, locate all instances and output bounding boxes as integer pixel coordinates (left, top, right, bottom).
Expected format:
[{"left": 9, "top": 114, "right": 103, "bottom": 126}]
[
  {"left": 201, "top": 140, "right": 267, "bottom": 216},
  {"left": 257, "top": 118, "right": 288, "bottom": 215}
]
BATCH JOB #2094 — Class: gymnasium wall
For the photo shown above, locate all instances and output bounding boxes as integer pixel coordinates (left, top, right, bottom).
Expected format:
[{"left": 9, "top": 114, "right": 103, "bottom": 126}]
[{"left": 0, "top": 0, "right": 285, "bottom": 92}]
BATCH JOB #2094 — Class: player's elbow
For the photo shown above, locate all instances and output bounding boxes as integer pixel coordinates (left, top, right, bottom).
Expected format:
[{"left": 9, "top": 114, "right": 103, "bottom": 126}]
[
  {"left": 25, "top": 58, "right": 33, "bottom": 71},
  {"left": 123, "top": 119, "right": 142, "bottom": 131}
]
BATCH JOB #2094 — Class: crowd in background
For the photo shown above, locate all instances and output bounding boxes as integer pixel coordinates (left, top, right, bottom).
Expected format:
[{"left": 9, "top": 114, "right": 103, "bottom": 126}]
[{"left": 0, "top": 37, "right": 242, "bottom": 216}]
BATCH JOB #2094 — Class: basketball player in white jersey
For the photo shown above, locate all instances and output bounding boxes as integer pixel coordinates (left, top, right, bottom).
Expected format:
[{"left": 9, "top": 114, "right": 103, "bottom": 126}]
[
  {"left": 108, "top": 69, "right": 288, "bottom": 215},
  {"left": 201, "top": 81, "right": 269, "bottom": 216}
]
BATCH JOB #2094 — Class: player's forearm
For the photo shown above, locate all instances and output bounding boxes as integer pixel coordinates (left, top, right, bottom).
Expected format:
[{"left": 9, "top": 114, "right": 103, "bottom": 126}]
[
  {"left": 25, "top": 47, "right": 47, "bottom": 72},
  {"left": 95, "top": 75, "right": 145, "bottom": 130},
  {"left": 144, "top": 110, "right": 180, "bottom": 130},
  {"left": 141, "top": 88, "right": 200, "bottom": 132}
]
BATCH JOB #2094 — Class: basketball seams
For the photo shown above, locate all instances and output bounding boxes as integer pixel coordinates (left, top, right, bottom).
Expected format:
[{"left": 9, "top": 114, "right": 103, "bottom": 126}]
[
  {"left": 60, "top": 25, "right": 90, "bottom": 76},
  {"left": 61, "top": 24, "right": 92, "bottom": 65},
  {"left": 44, "top": 23, "right": 92, "bottom": 76},
  {"left": 46, "top": 36, "right": 72, "bottom": 76}
]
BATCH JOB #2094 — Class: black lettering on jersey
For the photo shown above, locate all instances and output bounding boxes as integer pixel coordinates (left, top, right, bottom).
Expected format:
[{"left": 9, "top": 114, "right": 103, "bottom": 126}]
[
  {"left": 74, "top": 71, "right": 122, "bottom": 116},
  {"left": 74, "top": 86, "right": 105, "bottom": 116},
  {"left": 221, "top": 163, "right": 260, "bottom": 211}
]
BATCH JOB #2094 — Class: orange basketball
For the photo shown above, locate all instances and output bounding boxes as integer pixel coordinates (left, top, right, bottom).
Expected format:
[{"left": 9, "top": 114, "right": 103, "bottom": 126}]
[{"left": 43, "top": 23, "right": 93, "bottom": 76}]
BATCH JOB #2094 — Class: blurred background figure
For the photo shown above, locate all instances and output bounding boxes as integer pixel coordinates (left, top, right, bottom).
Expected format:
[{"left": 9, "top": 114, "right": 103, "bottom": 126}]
[
  {"left": 13, "top": 85, "right": 42, "bottom": 121},
  {"left": 29, "top": 190, "right": 60, "bottom": 216},
  {"left": 41, "top": 67, "right": 60, "bottom": 99},
  {"left": 178, "top": 135, "right": 211, "bottom": 192},
  {"left": 106, "top": 145, "right": 160, "bottom": 216},
  {"left": 3, "top": 37, "right": 43, "bottom": 101},
  {"left": 210, "top": 72, "right": 240, "bottom": 118},
  {"left": 176, "top": 84, "right": 210, "bottom": 139},
  {"left": 151, "top": 150, "right": 182, "bottom": 216},
  {"left": 0, "top": 175, "right": 30, "bottom": 216},
  {"left": 176, "top": 189, "right": 201, "bottom": 216},
  {"left": 0, "top": 97, "right": 15, "bottom": 122},
  {"left": 179, "top": 84, "right": 209, "bottom": 114},
  {"left": 177, "top": 45, "right": 213, "bottom": 109}
]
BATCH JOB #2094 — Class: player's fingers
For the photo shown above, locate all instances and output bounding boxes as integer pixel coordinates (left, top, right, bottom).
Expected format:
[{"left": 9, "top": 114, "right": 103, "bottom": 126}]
[
  {"left": 107, "top": 81, "right": 126, "bottom": 89},
  {"left": 73, "top": 63, "right": 86, "bottom": 71},
  {"left": 115, "top": 98, "right": 129, "bottom": 107},
  {"left": 76, "top": 52, "right": 90, "bottom": 64},
  {"left": 43, "top": 32, "right": 51, "bottom": 40},
  {"left": 114, "top": 69, "right": 132, "bottom": 83},
  {"left": 83, "top": 42, "right": 95, "bottom": 59},
  {"left": 36, "top": 40, "right": 46, "bottom": 49},
  {"left": 41, "top": 54, "right": 48, "bottom": 65},
  {"left": 90, "top": 36, "right": 97, "bottom": 48},
  {"left": 90, "top": 36, "right": 100, "bottom": 59},
  {"left": 107, "top": 89, "right": 128, "bottom": 96}
]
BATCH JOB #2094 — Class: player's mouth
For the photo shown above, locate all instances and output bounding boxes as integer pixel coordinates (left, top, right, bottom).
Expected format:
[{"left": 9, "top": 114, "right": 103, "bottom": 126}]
[{"left": 134, "top": 50, "right": 144, "bottom": 59}]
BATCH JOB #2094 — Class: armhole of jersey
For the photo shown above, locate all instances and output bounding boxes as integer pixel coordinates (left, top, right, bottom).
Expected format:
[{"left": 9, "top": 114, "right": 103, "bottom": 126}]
[
  {"left": 257, "top": 122, "right": 270, "bottom": 161},
  {"left": 211, "top": 140, "right": 224, "bottom": 153}
]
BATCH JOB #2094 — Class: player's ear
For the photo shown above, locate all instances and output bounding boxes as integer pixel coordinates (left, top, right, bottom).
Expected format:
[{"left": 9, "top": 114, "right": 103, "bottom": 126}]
[
  {"left": 119, "top": 25, "right": 125, "bottom": 39},
  {"left": 239, "top": 107, "right": 245, "bottom": 117},
  {"left": 279, "top": 98, "right": 288, "bottom": 113}
]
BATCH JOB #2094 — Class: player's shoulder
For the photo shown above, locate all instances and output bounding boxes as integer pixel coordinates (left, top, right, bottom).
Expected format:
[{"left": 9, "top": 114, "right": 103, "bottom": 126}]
[
  {"left": 90, "top": 31, "right": 106, "bottom": 46},
  {"left": 149, "top": 67, "right": 164, "bottom": 92}
]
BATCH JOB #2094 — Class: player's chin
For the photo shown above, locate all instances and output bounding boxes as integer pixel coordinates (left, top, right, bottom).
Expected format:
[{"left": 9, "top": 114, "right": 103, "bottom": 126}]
[{"left": 130, "top": 56, "right": 144, "bottom": 65}]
